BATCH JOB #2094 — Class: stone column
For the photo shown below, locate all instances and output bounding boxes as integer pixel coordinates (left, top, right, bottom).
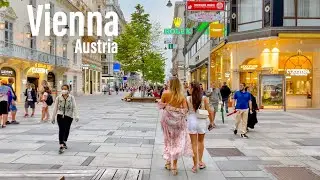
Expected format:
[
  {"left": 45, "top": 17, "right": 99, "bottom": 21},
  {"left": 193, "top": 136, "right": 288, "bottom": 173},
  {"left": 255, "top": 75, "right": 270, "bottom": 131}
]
[{"left": 312, "top": 49, "right": 320, "bottom": 108}]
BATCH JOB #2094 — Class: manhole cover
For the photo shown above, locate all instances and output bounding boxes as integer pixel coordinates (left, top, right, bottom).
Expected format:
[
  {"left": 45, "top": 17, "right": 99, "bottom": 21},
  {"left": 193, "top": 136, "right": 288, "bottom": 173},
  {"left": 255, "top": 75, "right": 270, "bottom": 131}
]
[
  {"left": 266, "top": 167, "right": 320, "bottom": 180},
  {"left": 206, "top": 148, "right": 245, "bottom": 157}
]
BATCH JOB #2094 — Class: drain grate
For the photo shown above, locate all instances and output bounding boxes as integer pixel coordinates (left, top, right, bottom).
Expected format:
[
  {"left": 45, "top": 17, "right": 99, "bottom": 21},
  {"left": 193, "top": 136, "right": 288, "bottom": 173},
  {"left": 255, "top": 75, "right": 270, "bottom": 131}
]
[
  {"left": 266, "top": 167, "right": 320, "bottom": 180},
  {"left": 206, "top": 148, "right": 245, "bottom": 157}
]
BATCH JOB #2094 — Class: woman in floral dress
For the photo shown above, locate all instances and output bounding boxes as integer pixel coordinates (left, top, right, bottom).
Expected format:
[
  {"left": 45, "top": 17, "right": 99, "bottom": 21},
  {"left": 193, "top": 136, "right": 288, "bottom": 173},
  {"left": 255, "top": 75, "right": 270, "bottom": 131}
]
[{"left": 158, "top": 76, "right": 193, "bottom": 175}]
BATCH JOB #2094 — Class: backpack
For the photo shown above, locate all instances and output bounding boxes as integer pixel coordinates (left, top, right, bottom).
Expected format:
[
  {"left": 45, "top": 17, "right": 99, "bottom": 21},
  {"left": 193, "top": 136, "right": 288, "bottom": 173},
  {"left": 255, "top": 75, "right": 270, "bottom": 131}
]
[{"left": 46, "top": 94, "right": 54, "bottom": 106}]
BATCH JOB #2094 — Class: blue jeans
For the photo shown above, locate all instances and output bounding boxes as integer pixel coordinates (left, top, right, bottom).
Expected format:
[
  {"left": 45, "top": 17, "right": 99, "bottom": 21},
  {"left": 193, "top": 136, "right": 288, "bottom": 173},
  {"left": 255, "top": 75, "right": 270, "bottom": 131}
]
[{"left": 222, "top": 98, "right": 229, "bottom": 112}]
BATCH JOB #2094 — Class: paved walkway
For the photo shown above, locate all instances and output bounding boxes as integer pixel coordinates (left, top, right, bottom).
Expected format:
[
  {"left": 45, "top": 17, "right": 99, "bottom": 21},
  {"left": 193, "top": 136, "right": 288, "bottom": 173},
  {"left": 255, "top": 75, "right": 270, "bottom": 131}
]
[{"left": 0, "top": 94, "right": 320, "bottom": 180}]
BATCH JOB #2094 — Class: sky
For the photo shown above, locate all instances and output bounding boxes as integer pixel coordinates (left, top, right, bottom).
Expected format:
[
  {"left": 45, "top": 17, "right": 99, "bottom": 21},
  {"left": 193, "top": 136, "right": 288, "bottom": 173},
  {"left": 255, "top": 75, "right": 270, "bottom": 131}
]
[{"left": 118, "top": 0, "right": 181, "bottom": 79}]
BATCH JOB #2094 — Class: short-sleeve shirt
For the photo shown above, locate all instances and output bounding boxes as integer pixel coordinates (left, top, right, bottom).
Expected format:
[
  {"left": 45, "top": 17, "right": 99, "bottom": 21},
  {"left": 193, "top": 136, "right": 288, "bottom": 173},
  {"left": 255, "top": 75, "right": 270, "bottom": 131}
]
[{"left": 234, "top": 91, "right": 251, "bottom": 110}]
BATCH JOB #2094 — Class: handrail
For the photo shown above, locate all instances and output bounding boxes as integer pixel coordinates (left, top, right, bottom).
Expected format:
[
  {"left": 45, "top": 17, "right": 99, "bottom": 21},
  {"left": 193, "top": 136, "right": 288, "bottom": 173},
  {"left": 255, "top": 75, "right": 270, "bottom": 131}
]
[{"left": 0, "top": 41, "right": 69, "bottom": 67}]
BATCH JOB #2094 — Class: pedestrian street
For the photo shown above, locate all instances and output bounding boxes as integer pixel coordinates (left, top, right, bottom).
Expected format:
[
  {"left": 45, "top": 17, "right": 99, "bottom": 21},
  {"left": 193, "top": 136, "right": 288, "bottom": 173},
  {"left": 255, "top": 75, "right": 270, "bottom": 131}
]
[{"left": 0, "top": 94, "right": 319, "bottom": 180}]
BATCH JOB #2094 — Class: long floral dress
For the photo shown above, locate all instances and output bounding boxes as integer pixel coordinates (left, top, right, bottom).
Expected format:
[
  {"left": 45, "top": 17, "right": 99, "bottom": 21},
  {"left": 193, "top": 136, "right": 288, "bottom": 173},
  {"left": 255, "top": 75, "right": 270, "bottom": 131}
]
[{"left": 158, "top": 102, "right": 193, "bottom": 161}]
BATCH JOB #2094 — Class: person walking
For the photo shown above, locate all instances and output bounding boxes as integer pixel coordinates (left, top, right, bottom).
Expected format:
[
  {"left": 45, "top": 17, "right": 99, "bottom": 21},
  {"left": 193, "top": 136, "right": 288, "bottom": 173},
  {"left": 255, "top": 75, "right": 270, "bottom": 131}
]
[
  {"left": 0, "top": 79, "right": 13, "bottom": 128},
  {"left": 183, "top": 81, "right": 190, "bottom": 97},
  {"left": 246, "top": 86, "right": 258, "bottom": 130},
  {"left": 51, "top": 85, "right": 79, "bottom": 154},
  {"left": 220, "top": 82, "right": 231, "bottom": 113},
  {"left": 7, "top": 78, "right": 19, "bottom": 124},
  {"left": 233, "top": 83, "right": 252, "bottom": 138},
  {"left": 115, "top": 85, "right": 119, "bottom": 95},
  {"left": 41, "top": 86, "right": 52, "bottom": 122},
  {"left": 24, "top": 83, "right": 37, "bottom": 117},
  {"left": 158, "top": 76, "right": 192, "bottom": 176},
  {"left": 187, "top": 82, "right": 214, "bottom": 173},
  {"left": 206, "top": 82, "right": 222, "bottom": 128}
]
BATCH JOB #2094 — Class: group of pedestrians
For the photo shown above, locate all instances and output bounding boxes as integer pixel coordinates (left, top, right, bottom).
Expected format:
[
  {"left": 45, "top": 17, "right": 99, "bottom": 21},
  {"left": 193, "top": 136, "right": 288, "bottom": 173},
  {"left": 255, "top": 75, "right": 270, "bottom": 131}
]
[
  {"left": 0, "top": 78, "right": 79, "bottom": 153},
  {"left": 158, "top": 77, "right": 259, "bottom": 175}
]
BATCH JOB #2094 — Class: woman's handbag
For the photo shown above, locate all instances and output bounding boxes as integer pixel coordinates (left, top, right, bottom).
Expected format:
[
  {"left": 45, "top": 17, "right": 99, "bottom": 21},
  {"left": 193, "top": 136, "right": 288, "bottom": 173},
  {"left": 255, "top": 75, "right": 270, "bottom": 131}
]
[{"left": 196, "top": 97, "right": 209, "bottom": 119}]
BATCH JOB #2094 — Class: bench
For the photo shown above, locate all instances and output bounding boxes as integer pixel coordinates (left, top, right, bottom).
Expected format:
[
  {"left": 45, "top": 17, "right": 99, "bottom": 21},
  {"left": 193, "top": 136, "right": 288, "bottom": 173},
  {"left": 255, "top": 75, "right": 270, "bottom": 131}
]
[{"left": 125, "top": 97, "right": 157, "bottom": 103}]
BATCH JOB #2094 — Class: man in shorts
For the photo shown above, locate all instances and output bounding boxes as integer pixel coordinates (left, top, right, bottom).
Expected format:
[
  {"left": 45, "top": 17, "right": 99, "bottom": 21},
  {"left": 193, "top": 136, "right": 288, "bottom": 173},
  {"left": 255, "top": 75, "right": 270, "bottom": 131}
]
[
  {"left": 7, "top": 78, "right": 19, "bottom": 124},
  {"left": 207, "top": 82, "right": 222, "bottom": 128},
  {"left": 0, "top": 79, "right": 14, "bottom": 128}
]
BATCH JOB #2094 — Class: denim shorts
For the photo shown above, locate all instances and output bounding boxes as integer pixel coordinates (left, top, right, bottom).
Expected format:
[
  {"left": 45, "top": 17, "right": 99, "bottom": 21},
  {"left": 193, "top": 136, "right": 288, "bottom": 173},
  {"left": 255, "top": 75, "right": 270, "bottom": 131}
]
[
  {"left": 9, "top": 104, "right": 17, "bottom": 112},
  {"left": 187, "top": 114, "right": 209, "bottom": 134}
]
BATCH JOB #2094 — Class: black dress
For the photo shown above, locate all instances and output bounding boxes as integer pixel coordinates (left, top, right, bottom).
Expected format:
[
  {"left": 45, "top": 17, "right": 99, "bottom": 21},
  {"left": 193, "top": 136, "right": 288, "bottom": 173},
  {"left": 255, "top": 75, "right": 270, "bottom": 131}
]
[{"left": 247, "top": 94, "right": 258, "bottom": 129}]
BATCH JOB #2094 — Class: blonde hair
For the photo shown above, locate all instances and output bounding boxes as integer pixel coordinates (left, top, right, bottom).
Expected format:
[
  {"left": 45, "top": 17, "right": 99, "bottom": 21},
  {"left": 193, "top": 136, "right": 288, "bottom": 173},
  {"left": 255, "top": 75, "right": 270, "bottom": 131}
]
[{"left": 168, "top": 76, "right": 184, "bottom": 104}]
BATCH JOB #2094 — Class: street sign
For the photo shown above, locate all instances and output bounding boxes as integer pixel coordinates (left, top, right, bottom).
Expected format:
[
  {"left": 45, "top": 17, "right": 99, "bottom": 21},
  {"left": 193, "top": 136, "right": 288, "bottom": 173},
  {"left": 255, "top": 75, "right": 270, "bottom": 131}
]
[
  {"left": 209, "top": 23, "right": 224, "bottom": 38},
  {"left": 164, "top": 38, "right": 173, "bottom": 44},
  {"left": 188, "top": 12, "right": 223, "bottom": 22},
  {"left": 187, "top": 1, "right": 225, "bottom": 11},
  {"left": 168, "top": 44, "right": 177, "bottom": 49}
]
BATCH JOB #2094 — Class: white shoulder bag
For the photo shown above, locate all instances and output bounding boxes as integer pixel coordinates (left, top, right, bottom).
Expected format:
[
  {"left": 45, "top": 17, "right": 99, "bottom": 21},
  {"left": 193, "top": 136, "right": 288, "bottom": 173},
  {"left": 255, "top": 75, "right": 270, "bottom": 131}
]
[{"left": 196, "top": 97, "right": 209, "bottom": 119}]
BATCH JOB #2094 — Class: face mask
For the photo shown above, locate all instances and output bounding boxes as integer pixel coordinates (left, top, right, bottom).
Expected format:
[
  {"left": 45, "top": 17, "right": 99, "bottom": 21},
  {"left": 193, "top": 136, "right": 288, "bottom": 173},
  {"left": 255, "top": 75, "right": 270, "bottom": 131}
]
[{"left": 61, "top": 90, "right": 68, "bottom": 94}]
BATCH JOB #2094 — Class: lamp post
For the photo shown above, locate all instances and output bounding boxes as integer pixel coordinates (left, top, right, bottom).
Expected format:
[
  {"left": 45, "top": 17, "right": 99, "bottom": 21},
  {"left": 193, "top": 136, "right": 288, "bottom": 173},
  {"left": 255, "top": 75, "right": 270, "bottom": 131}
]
[{"left": 167, "top": 0, "right": 187, "bottom": 81}]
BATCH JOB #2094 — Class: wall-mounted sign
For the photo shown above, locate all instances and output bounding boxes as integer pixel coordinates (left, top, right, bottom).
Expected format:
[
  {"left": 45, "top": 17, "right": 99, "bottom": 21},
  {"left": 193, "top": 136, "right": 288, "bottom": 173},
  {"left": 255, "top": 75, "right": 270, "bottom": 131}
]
[
  {"left": 187, "top": 1, "right": 225, "bottom": 11},
  {"left": 173, "top": 17, "right": 183, "bottom": 28},
  {"left": 164, "top": 28, "right": 193, "bottom": 35},
  {"left": 82, "top": 64, "right": 89, "bottom": 70},
  {"left": 113, "top": 63, "right": 121, "bottom": 72},
  {"left": 286, "top": 69, "right": 310, "bottom": 76},
  {"left": 31, "top": 67, "right": 48, "bottom": 74},
  {"left": 188, "top": 12, "right": 223, "bottom": 22},
  {"left": 168, "top": 44, "right": 177, "bottom": 49},
  {"left": 209, "top": 23, "right": 224, "bottom": 38},
  {"left": 164, "top": 38, "right": 173, "bottom": 44},
  {"left": 0, "top": 67, "right": 15, "bottom": 77},
  {"left": 240, "top": 65, "right": 258, "bottom": 70}
]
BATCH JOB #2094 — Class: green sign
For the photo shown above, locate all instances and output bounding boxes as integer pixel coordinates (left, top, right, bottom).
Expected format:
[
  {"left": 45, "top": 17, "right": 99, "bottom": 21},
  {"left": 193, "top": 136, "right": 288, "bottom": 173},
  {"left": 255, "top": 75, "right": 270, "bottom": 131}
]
[
  {"left": 164, "top": 28, "right": 193, "bottom": 35},
  {"left": 168, "top": 44, "right": 177, "bottom": 49}
]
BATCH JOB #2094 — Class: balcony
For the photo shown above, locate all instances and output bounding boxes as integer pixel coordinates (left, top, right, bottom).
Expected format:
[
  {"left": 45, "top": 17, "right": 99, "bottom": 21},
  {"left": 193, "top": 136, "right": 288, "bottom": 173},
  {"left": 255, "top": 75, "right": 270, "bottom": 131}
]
[
  {"left": 0, "top": 41, "right": 69, "bottom": 67},
  {"left": 67, "top": 0, "right": 91, "bottom": 13}
]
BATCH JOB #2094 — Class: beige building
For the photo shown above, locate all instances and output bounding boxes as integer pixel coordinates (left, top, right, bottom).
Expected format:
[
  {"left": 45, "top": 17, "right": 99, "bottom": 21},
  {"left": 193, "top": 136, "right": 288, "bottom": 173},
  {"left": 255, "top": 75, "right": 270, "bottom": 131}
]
[{"left": 0, "top": 0, "right": 82, "bottom": 101}]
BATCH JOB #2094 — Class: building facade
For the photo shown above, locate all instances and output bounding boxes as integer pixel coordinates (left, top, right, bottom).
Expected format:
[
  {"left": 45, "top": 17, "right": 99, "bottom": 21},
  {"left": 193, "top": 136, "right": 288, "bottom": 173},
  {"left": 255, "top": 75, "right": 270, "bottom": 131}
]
[
  {"left": 0, "top": 0, "right": 82, "bottom": 102},
  {"left": 209, "top": 0, "right": 320, "bottom": 108},
  {"left": 102, "top": 0, "right": 126, "bottom": 89}
]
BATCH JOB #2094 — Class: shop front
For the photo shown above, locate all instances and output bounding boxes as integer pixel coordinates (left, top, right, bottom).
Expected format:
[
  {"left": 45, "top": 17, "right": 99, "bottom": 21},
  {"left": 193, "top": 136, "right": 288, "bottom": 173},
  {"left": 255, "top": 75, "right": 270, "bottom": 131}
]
[
  {"left": 189, "top": 60, "right": 209, "bottom": 90},
  {"left": 210, "top": 50, "right": 231, "bottom": 88},
  {"left": 0, "top": 67, "right": 16, "bottom": 90},
  {"left": 228, "top": 38, "right": 319, "bottom": 108},
  {"left": 82, "top": 64, "right": 101, "bottom": 95}
]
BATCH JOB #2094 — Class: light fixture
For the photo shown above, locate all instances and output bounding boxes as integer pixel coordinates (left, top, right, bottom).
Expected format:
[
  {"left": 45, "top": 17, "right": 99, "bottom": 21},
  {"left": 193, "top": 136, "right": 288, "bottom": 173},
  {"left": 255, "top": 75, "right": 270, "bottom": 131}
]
[
  {"left": 166, "top": 0, "right": 173, "bottom": 7},
  {"left": 48, "top": 41, "right": 51, "bottom": 46},
  {"left": 26, "top": 32, "right": 32, "bottom": 39},
  {"left": 63, "top": 45, "right": 66, "bottom": 51},
  {"left": 0, "top": 21, "right": 5, "bottom": 30}
]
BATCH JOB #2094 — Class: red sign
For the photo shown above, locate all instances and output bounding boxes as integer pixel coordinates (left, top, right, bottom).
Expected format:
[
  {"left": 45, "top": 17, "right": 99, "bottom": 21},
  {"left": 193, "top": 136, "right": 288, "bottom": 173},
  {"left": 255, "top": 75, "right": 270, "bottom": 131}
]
[{"left": 187, "top": 1, "right": 225, "bottom": 11}]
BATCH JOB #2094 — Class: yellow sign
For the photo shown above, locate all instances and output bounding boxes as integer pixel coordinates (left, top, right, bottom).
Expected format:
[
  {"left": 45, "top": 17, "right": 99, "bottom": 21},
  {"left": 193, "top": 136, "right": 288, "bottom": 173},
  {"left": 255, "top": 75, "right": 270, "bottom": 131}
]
[
  {"left": 173, "top": 17, "right": 182, "bottom": 28},
  {"left": 210, "top": 23, "right": 224, "bottom": 38},
  {"left": 31, "top": 67, "right": 48, "bottom": 74}
]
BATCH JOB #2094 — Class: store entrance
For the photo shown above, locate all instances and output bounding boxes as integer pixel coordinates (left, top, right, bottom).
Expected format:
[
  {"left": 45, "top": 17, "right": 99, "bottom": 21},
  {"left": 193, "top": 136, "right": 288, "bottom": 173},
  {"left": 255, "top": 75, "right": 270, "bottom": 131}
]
[{"left": 27, "top": 77, "right": 39, "bottom": 91}]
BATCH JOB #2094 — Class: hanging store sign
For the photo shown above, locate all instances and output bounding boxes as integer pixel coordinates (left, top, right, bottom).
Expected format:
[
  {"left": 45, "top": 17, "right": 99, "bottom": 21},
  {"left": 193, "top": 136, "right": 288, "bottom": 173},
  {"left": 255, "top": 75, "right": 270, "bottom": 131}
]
[
  {"left": 209, "top": 23, "right": 224, "bottom": 38},
  {"left": 187, "top": 1, "right": 225, "bottom": 11},
  {"left": 164, "top": 28, "right": 193, "bottom": 35},
  {"left": 188, "top": 12, "right": 223, "bottom": 22},
  {"left": 225, "top": 72, "right": 230, "bottom": 78},
  {"left": 240, "top": 65, "right": 258, "bottom": 70},
  {"left": 286, "top": 69, "right": 310, "bottom": 76},
  {"left": 0, "top": 67, "right": 15, "bottom": 77},
  {"left": 31, "top": 67, "right": 48, "bottom": 74}
]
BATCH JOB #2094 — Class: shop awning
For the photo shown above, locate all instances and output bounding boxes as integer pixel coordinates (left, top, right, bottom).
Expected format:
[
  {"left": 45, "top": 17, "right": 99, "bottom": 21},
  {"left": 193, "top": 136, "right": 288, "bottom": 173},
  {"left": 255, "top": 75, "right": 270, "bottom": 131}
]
[{"left": 211, "top": 41, "right": 226, "bottom": 53}]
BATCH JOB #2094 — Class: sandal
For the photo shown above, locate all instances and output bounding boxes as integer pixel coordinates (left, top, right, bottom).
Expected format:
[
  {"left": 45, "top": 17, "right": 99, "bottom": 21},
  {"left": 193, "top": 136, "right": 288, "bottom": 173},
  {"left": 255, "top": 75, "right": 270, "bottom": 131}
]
[
  {"left": 199, "top": 162, "right": 206, "bottom": 169},
  {"left": 192, "top": 166, "right": 198, "bottom": 173},
  {"left": 164, "top": 162, "right": 171, "bottom": 170},
  {"left": 171, "top": 168, "right": 178, "bottom": 176}
]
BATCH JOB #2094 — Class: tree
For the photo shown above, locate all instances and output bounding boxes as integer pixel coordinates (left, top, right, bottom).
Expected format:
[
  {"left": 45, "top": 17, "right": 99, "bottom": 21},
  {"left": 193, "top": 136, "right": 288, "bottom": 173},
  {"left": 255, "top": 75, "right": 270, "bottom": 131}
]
[
  {"left": 0, "top": 0, "right": 9, "bottom": 7},
  {"left": 114, "top": 4, "right": 166, "bottom": 95}
]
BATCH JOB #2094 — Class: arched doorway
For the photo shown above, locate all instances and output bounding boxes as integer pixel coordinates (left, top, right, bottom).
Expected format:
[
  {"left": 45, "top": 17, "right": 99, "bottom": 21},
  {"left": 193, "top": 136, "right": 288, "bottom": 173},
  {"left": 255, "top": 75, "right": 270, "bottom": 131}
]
[
  {"left": 239, "top": 58, "right": 261, "bottom": 96},
  {"left": 0, "top": 67, "right": 16, "bottom": 90},
  {"left": 284, "top": 54, "right": 312, "bottom": 108},
  {"left": 47, "top": 72, "right": 56, "bottom": 89}
]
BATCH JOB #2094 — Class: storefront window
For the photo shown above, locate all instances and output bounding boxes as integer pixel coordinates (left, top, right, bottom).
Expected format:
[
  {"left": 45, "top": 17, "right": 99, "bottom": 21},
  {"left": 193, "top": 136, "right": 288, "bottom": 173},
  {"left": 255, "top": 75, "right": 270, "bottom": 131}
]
[
  {"left": 239, "top": 58, "right": 260, "bottom": 96},
  {"left": 200, "top": 66, "right": 208, "bottom": 90},
  {"left": 0, "top": 67, "right": 16, "bottom": 90}
]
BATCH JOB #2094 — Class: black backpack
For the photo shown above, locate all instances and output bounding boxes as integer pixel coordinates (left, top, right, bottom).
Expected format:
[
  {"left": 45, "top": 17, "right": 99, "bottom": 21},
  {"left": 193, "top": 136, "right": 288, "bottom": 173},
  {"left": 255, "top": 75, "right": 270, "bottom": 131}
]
[{"left": 46, "top": 94, "right": 54, "bottom": 106}]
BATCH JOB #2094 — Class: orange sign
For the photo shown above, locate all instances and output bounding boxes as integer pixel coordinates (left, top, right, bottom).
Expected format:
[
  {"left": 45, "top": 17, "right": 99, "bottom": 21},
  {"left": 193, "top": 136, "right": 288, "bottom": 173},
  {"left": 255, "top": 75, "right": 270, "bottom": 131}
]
[{"left": 210, "top": 23, "right": 224, "bottom": 38}]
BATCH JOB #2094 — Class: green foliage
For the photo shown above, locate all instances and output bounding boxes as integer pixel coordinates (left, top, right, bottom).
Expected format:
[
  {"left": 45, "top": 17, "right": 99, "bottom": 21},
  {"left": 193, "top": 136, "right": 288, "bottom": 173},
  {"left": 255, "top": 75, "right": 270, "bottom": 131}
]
[
  {"left": 114, "top": 4, "right": 165, "bottom": 84},
  {"left": 0, "top": 0, "right": 9, "bottom": 7}
]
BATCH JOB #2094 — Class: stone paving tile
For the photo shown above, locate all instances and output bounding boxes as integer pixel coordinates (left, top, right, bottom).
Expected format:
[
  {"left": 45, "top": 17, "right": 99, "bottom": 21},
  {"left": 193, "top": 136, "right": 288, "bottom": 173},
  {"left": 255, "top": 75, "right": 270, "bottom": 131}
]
[
  {"left": 207, "top": 148, "right": 245, "bottom": 157},
  {"left": 36, "top": 142, "right": 99, "bottom": 152},
  {"left": 186, "top": 170, "right": 227, "bottom": 180},
  {"left": 222, "top": 171, "right": 243, "bottom": 178},
  {"left": 240, "top": 171, "right": 271, "bottom": 177},
  {"left": 0, "top": 163, "right": 25, "bottom": 170},
  {"left": 95, "top": 146, "right": 153, "bottom": 154},
  {"left": 216, "top": 160, "right": 281, "bottom": 171},
  {"left": 19, "top": 164, "right": 55, "bottom": 170},
  {"left": 226, "top": 178, "right": 272, "bottom": 180},
  {"left": 12, "top": 155, "right": 88, "bottom": 165},
  {"left": 88, "top": 157, "right": 151, "bottom": 168}
]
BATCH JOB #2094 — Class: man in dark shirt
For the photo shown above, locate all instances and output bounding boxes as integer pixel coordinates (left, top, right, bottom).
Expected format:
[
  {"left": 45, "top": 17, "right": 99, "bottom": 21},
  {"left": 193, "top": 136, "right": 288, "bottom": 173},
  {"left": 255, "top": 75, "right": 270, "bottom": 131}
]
[{"left": 220, "top": 82, "right": 231, "bottom": 113}]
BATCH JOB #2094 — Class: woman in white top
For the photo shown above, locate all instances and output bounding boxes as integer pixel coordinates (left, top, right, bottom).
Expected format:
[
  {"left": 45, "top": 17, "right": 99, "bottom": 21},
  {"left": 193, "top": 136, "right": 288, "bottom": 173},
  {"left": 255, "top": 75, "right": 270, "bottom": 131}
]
[
  {"left": 51, "top": 85, "right": 79, "bottom": 154},
  {"left": 187, "top": 82, "right": 214, "bottom": 173}
]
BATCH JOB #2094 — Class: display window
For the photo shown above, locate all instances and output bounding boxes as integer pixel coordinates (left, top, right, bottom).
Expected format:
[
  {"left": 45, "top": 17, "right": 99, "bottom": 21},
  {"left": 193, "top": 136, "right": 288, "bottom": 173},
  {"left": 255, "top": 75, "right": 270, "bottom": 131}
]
[
  {"left": 200, "top": 66, "right": 208, "bottom": 90},
  {"left": 0, "top": 67, "right": 16, "bottom": 90}
]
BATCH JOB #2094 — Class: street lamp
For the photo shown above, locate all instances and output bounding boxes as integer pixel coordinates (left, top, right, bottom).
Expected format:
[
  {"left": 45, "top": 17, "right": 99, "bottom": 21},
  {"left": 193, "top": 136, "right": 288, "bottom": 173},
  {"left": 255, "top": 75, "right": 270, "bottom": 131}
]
[{"left": 166, "top": 0, "right": 173, "bottom": 7}]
